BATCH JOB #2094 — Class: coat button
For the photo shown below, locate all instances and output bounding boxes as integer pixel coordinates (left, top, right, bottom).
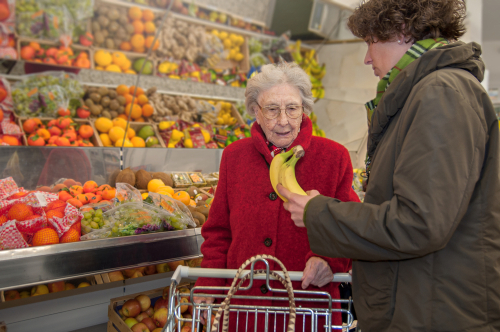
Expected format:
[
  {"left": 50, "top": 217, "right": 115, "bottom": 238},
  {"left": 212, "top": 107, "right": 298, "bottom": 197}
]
[
  {"left": 269, "top": 192, "right": 278, "bottom": 201},
  {"left": 264, "top": 238, "right": 272, "bottom": 247},
  {"left": 260, "top": 284, "right": 268, "bottom": 294}
]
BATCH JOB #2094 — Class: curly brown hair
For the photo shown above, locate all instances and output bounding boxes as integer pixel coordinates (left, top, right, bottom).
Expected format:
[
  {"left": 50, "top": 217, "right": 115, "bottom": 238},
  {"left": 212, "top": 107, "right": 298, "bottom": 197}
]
[{"left": 347, "top": 0, "right": 466, "bottom": 43}]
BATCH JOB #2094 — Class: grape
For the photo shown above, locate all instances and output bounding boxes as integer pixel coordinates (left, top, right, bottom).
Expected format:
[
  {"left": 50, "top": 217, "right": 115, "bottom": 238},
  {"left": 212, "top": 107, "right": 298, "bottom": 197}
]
[
  {"left": 112, "top": 227, "right": 118, "bottom": 233},
  {"left": 95, "top": 209, "right": 103, "bottom": 216},
  {"left": 83, "top": 212, "right": 92, "bottom": 219},
  {"left": 81, "top": 220, "right": 89, "bottom": 226},
  {"left": 93, "top": 217, "right": 101, "bottom": 222},
  {"left": 90, "top": 221, "right": 99, "bottom": 229},
  {"left": 84, "top": 226, "right": 92, "bottom": 233}
]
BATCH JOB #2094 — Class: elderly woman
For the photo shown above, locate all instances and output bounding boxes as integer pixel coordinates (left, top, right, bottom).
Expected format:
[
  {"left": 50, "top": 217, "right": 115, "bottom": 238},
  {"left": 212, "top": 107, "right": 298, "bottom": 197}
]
[
  {"left": 194, "top": 61, "right": 359, "bottom": 331},
  {"left": 281, "top": 0, "right": 500, "bottom": 331}
]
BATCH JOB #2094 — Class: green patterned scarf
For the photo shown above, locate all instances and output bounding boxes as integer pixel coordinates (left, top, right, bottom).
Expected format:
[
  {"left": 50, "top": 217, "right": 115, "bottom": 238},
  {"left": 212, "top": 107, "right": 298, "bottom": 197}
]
[{"left": 365, "top": 38, "right": 449, "bottom": 126}]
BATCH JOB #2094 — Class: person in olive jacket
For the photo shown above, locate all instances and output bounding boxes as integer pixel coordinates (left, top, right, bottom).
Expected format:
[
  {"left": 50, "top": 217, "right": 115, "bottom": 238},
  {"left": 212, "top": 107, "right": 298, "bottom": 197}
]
[{"left": 280, "top": 0, "right": 500, "bottom": 331}]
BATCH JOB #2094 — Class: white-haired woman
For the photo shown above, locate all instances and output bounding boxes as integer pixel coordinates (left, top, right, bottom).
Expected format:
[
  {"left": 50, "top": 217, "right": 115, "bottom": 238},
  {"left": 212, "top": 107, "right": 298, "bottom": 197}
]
[{"left": 194, "top": 62, "right": 359, "bottom": 331}]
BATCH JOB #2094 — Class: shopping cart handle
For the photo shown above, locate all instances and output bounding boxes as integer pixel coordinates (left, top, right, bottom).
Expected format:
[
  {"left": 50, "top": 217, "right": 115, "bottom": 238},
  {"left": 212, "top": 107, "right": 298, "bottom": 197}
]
[{"left": 172, "top": 266, "right": 352, "bottom": 284}]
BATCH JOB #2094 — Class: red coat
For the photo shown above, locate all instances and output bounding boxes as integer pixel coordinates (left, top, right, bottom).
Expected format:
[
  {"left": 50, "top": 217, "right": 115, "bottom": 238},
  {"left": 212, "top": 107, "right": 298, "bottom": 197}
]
[{"left": 195, "top": 116, "right": 359, "bottom": 330}]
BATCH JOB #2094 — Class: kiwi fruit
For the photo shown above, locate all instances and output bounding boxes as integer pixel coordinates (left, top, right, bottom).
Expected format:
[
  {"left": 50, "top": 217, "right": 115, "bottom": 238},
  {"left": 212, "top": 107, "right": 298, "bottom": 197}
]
[
  {"left": 117, "top": 106, "right": 125, "bottom": 114},
  {"left": 152, "top": 172, "right": 173, "bottom": 187},
  {"left": 108, "top": 90, "right": 117, "bottom": 99},
  {"left": 109, "top": 169, "right": 121, "bottom": 187},
  {"left": 90, "top": 105, "right": 101, "bottom": 116},
  {"left": 187, "top": 186, "right": 199, "bottom": 198},
  {"left": 97, "top": 16, "right": 109, "bottom": 28},
  {"left": 101, "top": 96, "right": 111, "bottom": 107},
  {"left": 107, "top": 8, "right": 120, "bottom": 20},
  {"left": 108, "top": 21, "right": 119, "bottom": 33},
  {"left": 105, "top": 39, "right": 115, "bottom": 50},
  {"left": 116, "top": 28, "right": 127, "bottom": 40},
  {"left": 101, "top": 30, "right": 109, "bottom": 38},
  {"left": 85, "top": 99, "right": 94, "bottom": 108},
  {"left": 191, "top": 211, "right": 206, "bottom": 225},
  {"left": 97, "top": 6, "right": 109, "bottom": 16},
  {"left": 116, "top": 168, "right": 136, "bottom": 186},
  {"left": 91, "top": 21, "right": 101, "bottom": 32},
  {"left": 135, "top": 170, "right": 152, "bottom": 189},
  {"left": 196, "top": 200, "right": 206, "bottom": 207},
  {"left": 119, "top": 16, "right": 129, "bottom": 25},
  {"left": 125, "top": 24, "right": 135, "bottom": 35},
  {"left": 97, "top": 105, "right": 103, "bottom": 112},
  {"left": 192, "top": 218, "right": 200, "bottom": 227},
  {"left": 98, "top": 87, "right": 109, "bottom": 96},
  {"left": 102, "top": 110, "right": 111, "bottom": 119},
  {"left": 195, "top": 206, "right": 209, "bottom": 218},
  {"left": 90, "top": 93, "right": 101, "bottom": 103},
  {"left": 110, "top": 111, "right": 118, "bottom": 119},
  {"left": 94, "top": 32, "right": 105, "bottom": 45},
  {"left": 117, "top": 95, "right": 126, "bottom": 106},
  {"left": 109, "top": 99, "right": 119, "bottom": 111}
]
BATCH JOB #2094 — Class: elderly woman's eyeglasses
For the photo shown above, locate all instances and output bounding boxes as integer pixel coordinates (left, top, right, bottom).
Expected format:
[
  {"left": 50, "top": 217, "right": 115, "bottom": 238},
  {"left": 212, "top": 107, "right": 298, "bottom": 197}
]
[{"left": 257, "top": 103, "right": 303, "bottom": 120}]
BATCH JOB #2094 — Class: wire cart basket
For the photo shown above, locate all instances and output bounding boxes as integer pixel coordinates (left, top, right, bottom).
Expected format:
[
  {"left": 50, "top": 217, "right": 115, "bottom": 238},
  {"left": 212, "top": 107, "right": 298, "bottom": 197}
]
[{"left": 165, "top": 254, "right": 354, "bottom": 332}]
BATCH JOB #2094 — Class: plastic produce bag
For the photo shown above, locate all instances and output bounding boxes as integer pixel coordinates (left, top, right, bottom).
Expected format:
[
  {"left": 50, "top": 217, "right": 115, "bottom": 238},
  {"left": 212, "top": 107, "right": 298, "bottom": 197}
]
[
  {"left": 115, "top": 183, "right": 143, "bottom": 205},
  {"left": 147, "top": 192, "right": 196, "bottom": 229}
]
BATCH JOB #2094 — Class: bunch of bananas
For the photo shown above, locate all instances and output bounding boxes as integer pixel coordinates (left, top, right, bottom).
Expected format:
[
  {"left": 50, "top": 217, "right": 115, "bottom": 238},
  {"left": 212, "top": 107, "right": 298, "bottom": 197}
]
[
  {"left": 269, "top": 145, "right": 307, "bottom": 202},
  {"left": 309, "top": 112, "right": 326, "bottom": 137},
  {"left": 290, "top": 40, "right": 326, "bottom": 99}
]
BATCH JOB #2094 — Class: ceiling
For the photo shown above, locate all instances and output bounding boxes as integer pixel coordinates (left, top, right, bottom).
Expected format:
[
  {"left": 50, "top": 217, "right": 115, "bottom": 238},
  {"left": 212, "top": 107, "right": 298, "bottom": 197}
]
[{"left": 482, "top": 0, "right": 500, "bottom": 41}]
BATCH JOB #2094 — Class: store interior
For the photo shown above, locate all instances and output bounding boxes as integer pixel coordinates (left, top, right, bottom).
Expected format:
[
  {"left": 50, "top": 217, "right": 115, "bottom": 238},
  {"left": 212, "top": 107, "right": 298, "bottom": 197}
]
[{"left": 0, "top": 0, "right": 497, "bottom": 332}]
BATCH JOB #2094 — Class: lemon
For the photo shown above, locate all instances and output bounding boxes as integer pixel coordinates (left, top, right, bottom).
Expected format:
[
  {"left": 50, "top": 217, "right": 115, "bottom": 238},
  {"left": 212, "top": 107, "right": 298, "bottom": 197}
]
[
  {"left": 106, "top": 64, "right": 122, "bottom": 73},
  {"left": 112, "top": 118, "right": 128, "bottom": 129},
  {"left": 109, "top": 127, "right": 126, "bottom": 142},
  {"left": 170, "top": 129, "right": 184, "bottom": 141},
  {"left": 229, "top": 48, "right": 238, "bottom": 60},
  {"left": 229, "top": 34, "right": 239, "bottom": 44},
  {"left": 211, "top": 29, "right": 220, "bottom": 37},
  {"left": 222, "top": 113, "right": 231, "bottom": 124},
  {"left": 168, "top": 143, "right": 176, "bottom": 148},
  {"left": 223, "top": 38, "right": 232, "bottom": 49},
  {"left": 208, "top": 100, "right": 216, "bottom": 105},
  {"left": 234, "top": 53, "right": 244, "bottom": 62},
  {"left": 100, "top": 133, "right": 112, "bottom": 146},
  {"left": 114, "top": 138, "right": 133, "bottom": 147},
  {"left": 94, "top": 50, "right": 112, "bottom": 67},
  {"left": 219, "top": 31, "right": 228, "bottom": 40},
  {"left": 184, "top": 138, "right": 193, "bottom": 148},
  {"left": 95, "top": 117, "right": 113, "bottom": 133},
  {"left": 148, "top": 179, "right": 165, "bottom": 192},
  {"left": 120, "top": 59, "right": 131, "bottom": 71},
  {"left": 216, "top": 117, "right": 224, "bottom": 125},
  {"left": 141, "top": 193, "right": 149, "bottom": 200},
  {"left": 127, "top": 127, "right": 136, "bottom": 139},
  {"left": 236, "top": 35, "right": 245, "bottom": 46}
]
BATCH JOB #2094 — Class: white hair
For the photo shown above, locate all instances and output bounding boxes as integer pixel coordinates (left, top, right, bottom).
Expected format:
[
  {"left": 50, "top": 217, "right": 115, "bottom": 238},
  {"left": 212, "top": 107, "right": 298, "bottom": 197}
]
[{"left": 245, "top": 62, "right": 314, "bottom": 117}]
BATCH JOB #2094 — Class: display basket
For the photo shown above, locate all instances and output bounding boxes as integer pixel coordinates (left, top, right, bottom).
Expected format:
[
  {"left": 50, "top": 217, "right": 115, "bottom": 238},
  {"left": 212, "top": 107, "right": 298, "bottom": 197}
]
[{"left": 166, "top": 254, "right": 354, "bottom": 332}]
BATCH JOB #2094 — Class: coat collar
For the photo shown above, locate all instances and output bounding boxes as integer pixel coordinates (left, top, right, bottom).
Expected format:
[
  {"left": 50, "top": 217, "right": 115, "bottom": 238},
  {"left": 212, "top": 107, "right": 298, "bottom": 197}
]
[{"left": 251, "top": 114, "right": 313, "bottom": 165}]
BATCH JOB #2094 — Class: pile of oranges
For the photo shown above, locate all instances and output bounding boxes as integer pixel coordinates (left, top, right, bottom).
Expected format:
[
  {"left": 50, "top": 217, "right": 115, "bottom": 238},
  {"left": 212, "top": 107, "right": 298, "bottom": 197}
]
[
  {"left": 146, "top": 179, "right": 196, "bottom": 207},
  {"left": 120, "top": 7, "right": 159, "bottom": 53},
  {"left": 20, "top": 42, "right": 91, "bottom": 69},
  {"left": 22, "top": 117, "right": 95, "bottom": 147},
  {"left": 57, "top": 180, "right": 116, "bottom": 209}
]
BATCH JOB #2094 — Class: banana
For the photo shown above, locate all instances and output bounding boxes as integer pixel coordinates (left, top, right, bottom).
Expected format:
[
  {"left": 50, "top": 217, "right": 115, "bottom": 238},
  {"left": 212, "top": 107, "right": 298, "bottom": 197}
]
[
  {"left": 269, "top": 148, "right": 296, "bottom": 201},
  {"left": 279, "top": 146, "right": 306, "bottom": 202}
]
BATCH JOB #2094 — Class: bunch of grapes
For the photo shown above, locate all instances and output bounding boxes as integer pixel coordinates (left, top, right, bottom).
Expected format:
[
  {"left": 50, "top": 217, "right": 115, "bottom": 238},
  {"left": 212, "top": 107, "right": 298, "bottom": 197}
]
[
  {"left": 81, "top": 209, "right": 110, "bottom": 234},
  {"left": 134, "top": 224, "right": 161, "bottom": 235}
]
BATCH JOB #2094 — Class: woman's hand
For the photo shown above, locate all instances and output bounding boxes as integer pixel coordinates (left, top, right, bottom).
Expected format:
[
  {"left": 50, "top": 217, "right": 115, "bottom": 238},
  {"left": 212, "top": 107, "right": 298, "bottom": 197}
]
[
  {"left": 193, "top": 296, "right": 215, "bottom": 325},
  {"left": 301, "top": 257, "right": 334, "bottom": 289},
  {"left": 277, "top": 184, "right": 320, "bottom": 227}
]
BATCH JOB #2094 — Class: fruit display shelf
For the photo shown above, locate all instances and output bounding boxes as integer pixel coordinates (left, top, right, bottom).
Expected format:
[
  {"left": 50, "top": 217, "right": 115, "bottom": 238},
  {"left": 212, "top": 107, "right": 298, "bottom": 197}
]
[{"left": 0, "top": 227, "right": 204, "bottom": 292}]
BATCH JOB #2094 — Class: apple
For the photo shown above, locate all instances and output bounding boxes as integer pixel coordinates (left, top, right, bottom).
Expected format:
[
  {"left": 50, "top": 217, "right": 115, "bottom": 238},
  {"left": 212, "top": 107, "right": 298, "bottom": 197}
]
[
  {"left": 131, "top": 271, "right": 144, "bottom": 279},
  {"left": 77, "top": 282, "right": 91, "bottom": 288},
  {"left": 109, "top": 271, "right": 125, "bottom": 282},
  {"left": 135, "top": 294, "right": 151, "bottom": 311},
  {"left": 153, "top": 308, "right": 169, "bottom": 328},
  {"left": 65, "top": 283, "right": 76, "bottom": 290},
  {"left": 122, "top": 299, "right": 141, "bottom": 317},
  {"left": 152, "top": 329, "right": 164, "bottom": 332},
  {"left": 178, "top": 287, "right": 190, "bottom": 299},
  {"left": 31, "top": 284, "right": 49, "bottom": 296},
  {"left": 135, "top": 312, "right": 149, "bottom": 322},
  {"left": 131, "top": 322, "right": 150, "bottom": 332},
  {"left": 19, "top": 291, "right": 30, "bottom": 298},
  {"left": 145, "top": 265, "right": 156, "bottom": 275},
  {"left": 119, "top": 309, "right": 126, "bottom": 320},
  {"left": 186, "top": 257, "right": 203, "bottom": 267},
  {"left": 178, "top": 297, "right": 189, "bottom": 313},
  {"left": 141, "top": 317, "right": 156, "bottom": 331},
  {"left": 125, "top": 318, "right": 139, "bottom": 329},
  {"left": 5, "top": 290, "right": 20, "bottom": 301},
  {"left": 181, "top": 326, "right": 191, "bottom": 332},
  {"left": 156, "top": 263, "right": 169, "bottom": 274},
  {"left": 123, "top": 268, "right": 137, "bottom": 278},
  {"left": 162, "top": 286, "right": 170, "bottom": 299},
  {"left": 48, "top": 281, "right": 65, "bottom": 293},
  {"left": 167, "top": 260, "right": 185, "bottom": 272},
  {"left": 154, "top": 297, "right": 169, "bottom": 311},
  {"left": 183, "top": 314, "right": 192, "bottom": 327},
  {"left": 136, "top": 267, "right": 146, "bottom": 274},
  {"left": 145, "top": 307, "right": 154, "bottom": 317}
]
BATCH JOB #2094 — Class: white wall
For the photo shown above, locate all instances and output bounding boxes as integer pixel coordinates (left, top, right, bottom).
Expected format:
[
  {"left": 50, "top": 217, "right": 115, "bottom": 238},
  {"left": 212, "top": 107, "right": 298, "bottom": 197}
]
[
  {"left": 314, "top": 42, "right": 378, "bottom": 168},
  {"left": 462, "top": 0, "right": 483, "bottom": 44},
  {"left": 482, "top": 41, "right": 500, "bottom": 90}
]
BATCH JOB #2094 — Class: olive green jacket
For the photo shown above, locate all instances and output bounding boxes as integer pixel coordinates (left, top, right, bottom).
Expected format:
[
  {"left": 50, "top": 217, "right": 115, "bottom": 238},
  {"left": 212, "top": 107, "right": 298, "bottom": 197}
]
[{"left": 306, "top": 42, "right": 500, "bottom": 332}]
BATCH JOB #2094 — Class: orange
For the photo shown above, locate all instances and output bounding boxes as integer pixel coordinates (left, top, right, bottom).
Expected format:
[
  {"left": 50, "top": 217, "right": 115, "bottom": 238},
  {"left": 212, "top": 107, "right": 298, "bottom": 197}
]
[
  {"left": 132, "top": 20, "right": 144, "bottom": 34},
  {"left": 95, "top": 117, "right": 113, "bottom": 133},
  {"left": 32, "top": 228, "right": 60, "bottom": 246},
  {"left": 129, "top": 86, "right": 144, "bottom": 96},
  {"left": 108, "top": 126, "right": 126, "bottom": 142},
  {"left": 7, "top": 203, "right": 34, "bottom": 221},
  {"left": 0, "top": 109, "right": 3, "bottom": 122},
  {"left": 128, "top": 6, "right": 142, "bottom": 20},
  {"left": 116, "top": 84, "right": 129, "bottom": 96},
  {"left": 130, "top": 34, "right": 145, "bottom": 50},
  {"left": 118, "top": 114, "right": 129, "bottom": 120},
  {"left": 100, "top": 133, "right": 112, "bottom": 146},
  {"left": 125, "top": 103, "right": 142, "bottom": 120},
  {"left": 112, "top": 117, "right": 128, "bottom": 129},
  {"left": 144, "top": 21, "right": 156, "bottom": 34},
  {"left": 145, "top": 36, "right": 159, "bottom": 51},
  {"left": 133, "top": 47, "right": 146, "bottom": 54},
  {"left": 2, "top": 135, "right": 20, "bottom": 146},
  {"left": 172, "top": 191, "right": 190, "bottom": 206},
  {"left": 120, "top": 41, "right": 132, "bottom": 51},
  {"left": 46, "top": 209, "right": 64, "bottom": 220},
  {"left": 143, "top": 9, "right": 155, "bottom": 21},
  {"left": 135, "top": 117, "right": 146, "bottom": 122},
  {"left": 127, "top": 127, "right": 135, "bottom": 139},
  {"left": 60, "top": 228, "right": 80, "bottom": 243},
  {"left": 137, "top": 94, "right": 149, "bottom": 106},
  {"left": 131, "top": 136, "right": 145, "bottom": 147},
  {"left": 157, "top": 185, "right": 174, "bottom": 196},
  {"left": 124, "top": 93, "right": 134, "bottom": 104},
  {"left": 142, "top": 104, "right": 154, "bottom": 117}
]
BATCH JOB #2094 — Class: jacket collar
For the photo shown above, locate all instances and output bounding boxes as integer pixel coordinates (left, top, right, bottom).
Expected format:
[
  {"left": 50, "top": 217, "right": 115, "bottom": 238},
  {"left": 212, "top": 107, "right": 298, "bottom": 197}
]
[{"left": 251, "top": 114, "right": 313, "bottom": 165}]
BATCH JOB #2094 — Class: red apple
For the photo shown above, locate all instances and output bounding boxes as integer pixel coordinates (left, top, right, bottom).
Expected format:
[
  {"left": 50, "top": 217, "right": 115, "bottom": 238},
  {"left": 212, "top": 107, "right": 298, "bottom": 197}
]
[
  {"left": 181, "top": 326, "right": 191, "bottom": 332},
  {"left": 135, "top": 294, "right": 151, "bottom": 311},
  {"left": 145, "top": 265, "right": 156, "bottom": 275},
  {"left": 123, "top": 268, "right": 137, "bottom": 278},
  {"left": 131, "top": 322, "right": 150, "bottom": 332},
  {"left": 153, "top": 308, "right": 168, "bottom": 328},
  {"left": 65, "top": 283, "right": 76, "bottom": 290},
  {"left": 145, "top": 307, "right": 154, "bottom": 317},
  {"left": 109, "top": 271, "right": 125, "bottom": 282},
  {"left": 177, "top": 297, "right": 189, "bottom": 313},
  {"left": 131, "top": 271, "right": 144, "bottom": 279},
  {"left": 125, "top": 318, "right": 139, "bottom": 328},
  {"left": 154, "top": 297, "right": 169, "bottom": 312},
  {"left": 122, "top": 299, "right": 141, "bottom": 317},
  {"left": 135, "top": 312, "right": 149, "bottom": 322},
  {"left": 48, "top": 281, "right": 65, "bottom": 293},
  {"left": 141, "top": 317, "right": 156, "bottom": 331},
  {"left": 5, "top": 290, "right": 20, "bottom": 301},
  {"left": 162, "top": 286, "right": 170, "bottom": 299}
]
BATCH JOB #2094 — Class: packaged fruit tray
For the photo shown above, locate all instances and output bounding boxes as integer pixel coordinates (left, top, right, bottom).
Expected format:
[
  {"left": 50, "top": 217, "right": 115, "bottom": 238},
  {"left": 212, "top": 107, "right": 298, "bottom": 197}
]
[
  {"left": 18, "top": 38, "right": 93, "bottom": 69},
  {"left": 18, "top": 117, "right": 102, "bottom": 147}
]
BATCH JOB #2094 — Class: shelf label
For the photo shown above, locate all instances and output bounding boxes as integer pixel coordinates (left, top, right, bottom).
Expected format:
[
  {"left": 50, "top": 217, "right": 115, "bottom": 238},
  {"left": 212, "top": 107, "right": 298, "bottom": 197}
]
[{"left": 34, "top": 192, "right": 48, "bottom": 207}]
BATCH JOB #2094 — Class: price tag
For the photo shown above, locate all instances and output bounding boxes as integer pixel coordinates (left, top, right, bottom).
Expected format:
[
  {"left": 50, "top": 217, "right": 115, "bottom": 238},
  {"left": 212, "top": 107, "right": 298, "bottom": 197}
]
[
  {"left": 35, "top": 192, "right": 47, "bottom": 207},
  {"left": 243, "top": 17, "right": 253, "bottom": 23},
  {"left": 206, "top": 5, "right": 217, "bottom": 11}
]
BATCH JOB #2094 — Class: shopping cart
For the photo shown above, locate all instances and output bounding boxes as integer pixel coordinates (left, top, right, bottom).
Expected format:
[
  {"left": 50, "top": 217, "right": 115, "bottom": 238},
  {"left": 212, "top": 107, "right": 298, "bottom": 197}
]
[{"left": 164, "top": 254, "right": 354, "bottom": 332}]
